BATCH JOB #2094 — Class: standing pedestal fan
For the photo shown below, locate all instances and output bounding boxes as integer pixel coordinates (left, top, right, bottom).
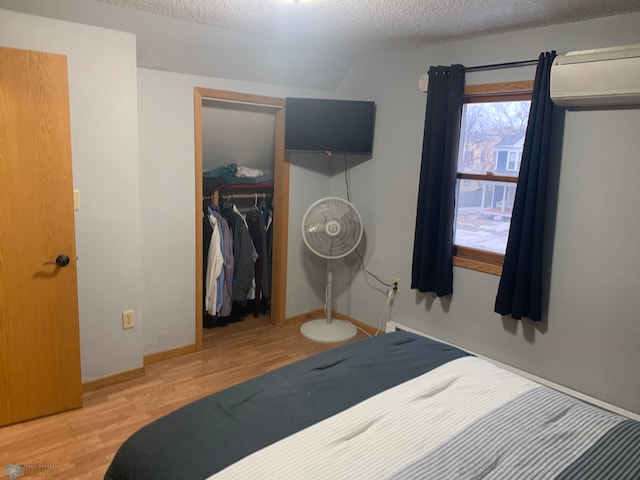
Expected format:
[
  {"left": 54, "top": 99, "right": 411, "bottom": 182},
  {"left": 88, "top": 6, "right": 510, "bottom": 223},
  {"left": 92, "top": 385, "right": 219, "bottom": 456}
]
[{"left": 301, "top": 197, "right": 363, "bottom": 342}]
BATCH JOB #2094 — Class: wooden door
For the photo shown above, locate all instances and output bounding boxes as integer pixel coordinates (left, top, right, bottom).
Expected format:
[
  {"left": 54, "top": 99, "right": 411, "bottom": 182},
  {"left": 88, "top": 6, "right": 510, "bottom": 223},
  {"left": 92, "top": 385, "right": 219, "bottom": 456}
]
[{"left": 0, "top": 47, "right": 82, "bottom": 426}]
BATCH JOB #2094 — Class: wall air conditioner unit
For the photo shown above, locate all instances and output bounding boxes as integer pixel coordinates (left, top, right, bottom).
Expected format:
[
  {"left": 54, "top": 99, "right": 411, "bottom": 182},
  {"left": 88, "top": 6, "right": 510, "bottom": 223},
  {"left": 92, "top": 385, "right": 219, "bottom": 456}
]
[{"left": 550, "top": 44, "right": 640, "bottom": 108}]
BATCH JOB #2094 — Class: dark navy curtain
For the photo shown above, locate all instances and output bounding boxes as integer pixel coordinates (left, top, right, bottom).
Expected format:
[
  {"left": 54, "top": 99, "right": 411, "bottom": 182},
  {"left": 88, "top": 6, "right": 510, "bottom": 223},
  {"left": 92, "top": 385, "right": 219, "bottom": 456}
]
[
  {"left": 411, "top": 65, "right": 465, "bottom": 297},
  {"left": 495, "top": 51, "right": 557, "bottom": 321}
]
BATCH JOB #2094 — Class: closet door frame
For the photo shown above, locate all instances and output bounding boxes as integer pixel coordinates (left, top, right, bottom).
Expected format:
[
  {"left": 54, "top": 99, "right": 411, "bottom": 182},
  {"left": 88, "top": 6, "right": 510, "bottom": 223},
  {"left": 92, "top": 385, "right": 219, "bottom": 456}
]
[{"left": 194, "top": 88, "right": 289, "bottom": 350}]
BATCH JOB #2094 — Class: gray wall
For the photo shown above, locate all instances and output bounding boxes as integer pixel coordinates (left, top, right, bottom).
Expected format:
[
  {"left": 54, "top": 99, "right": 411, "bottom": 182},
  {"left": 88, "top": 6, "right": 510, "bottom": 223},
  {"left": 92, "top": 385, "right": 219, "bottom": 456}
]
[
  {"left": 4, "top": 5, "right": 639, "bottom": 417},
  {"left": 0, "top": 8, "right": 333, "bottom": 379},
  {"left": 286, "top": 153, "right": 334, "bottom": 317},
  {"left": 0, "top": 9, "right": 144, "bottom": 381},
  {"left": 201, "top": 102, "right": 275, "bottom": 172},
  {"left": 332, "top": 12, "right": 640, "bottom": 414},
  {"left": 137, "top": 67, "right": 333, "bottom": 355}
]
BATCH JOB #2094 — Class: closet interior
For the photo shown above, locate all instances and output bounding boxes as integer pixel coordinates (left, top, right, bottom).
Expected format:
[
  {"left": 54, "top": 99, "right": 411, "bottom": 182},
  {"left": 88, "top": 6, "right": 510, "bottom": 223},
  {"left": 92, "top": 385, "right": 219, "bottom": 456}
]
[{"left": 201, "top": 98, "right": 277, "bottom": 328}]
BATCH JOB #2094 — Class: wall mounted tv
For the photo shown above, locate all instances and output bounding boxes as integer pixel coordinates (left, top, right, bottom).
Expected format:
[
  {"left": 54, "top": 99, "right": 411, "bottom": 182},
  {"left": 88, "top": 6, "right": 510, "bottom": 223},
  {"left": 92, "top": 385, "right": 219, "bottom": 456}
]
[{"left": 285, "top": 98, "right": 376, "bottom": 155}]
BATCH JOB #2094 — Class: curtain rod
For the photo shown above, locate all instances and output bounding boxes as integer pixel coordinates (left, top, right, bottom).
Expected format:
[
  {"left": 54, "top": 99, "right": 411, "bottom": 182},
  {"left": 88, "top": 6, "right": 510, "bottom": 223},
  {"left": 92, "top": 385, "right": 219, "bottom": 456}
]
[{"left": 466, "top": 58, "right": 538, "bottom": 72}]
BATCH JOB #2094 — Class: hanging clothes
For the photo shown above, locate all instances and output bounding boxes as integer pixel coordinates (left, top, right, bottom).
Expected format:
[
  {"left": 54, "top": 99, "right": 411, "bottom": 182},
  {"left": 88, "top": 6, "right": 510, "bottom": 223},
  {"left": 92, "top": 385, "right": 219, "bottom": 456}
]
[
  {"left": 203, "top": 201, "right": 215, "bottom": 327},
  {"left": 246, "top": 208, "right": 269, "bottom": 304},
  {"left": 205, "top": 213, "right": 223, "bottom": 316},
  {"left": 215, "top": 192, "right": 273, "bottom": 316},
  {"left": 265, "top": 209, "right": 273, "bottom": 303},
  {"left": 215, "top": 219, "right": 225, "bottom": 315},
  {"left": 230, "top": 208, "right": 257, "bottom": 303},
  {"left": 207, "top": 206, "right": 226, "bottom": 317},
  {"left": 211, "top": 206, "right": 234, "bottom": 317}
]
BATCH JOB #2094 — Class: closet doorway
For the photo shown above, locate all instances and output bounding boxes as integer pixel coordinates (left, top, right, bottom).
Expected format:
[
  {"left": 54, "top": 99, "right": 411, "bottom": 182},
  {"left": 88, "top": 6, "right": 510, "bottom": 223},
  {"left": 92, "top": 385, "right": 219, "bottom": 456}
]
[{"left": 194, "top": 88, "right": 289, "bottom": 350}]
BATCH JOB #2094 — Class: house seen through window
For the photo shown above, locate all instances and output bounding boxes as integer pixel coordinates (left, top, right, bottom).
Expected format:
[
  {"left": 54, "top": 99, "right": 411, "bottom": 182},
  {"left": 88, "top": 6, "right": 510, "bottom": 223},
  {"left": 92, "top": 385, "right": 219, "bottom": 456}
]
[{"left": 453, "top": 82, "right": 533, "bottom": 272}]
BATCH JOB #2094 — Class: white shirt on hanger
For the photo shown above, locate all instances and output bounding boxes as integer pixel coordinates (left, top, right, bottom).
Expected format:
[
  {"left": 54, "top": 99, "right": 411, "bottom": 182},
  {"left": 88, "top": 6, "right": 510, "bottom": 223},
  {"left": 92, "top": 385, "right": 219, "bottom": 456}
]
[{"left": 205, "top": 214, "right": 224, "bottom": 316}]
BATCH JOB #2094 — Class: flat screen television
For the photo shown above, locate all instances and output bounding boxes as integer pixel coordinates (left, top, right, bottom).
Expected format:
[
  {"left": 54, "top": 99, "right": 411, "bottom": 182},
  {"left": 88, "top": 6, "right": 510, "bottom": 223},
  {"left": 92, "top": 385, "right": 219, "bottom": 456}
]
[{"left": 285, "top": 98, "right": 375, "bottom": 155}]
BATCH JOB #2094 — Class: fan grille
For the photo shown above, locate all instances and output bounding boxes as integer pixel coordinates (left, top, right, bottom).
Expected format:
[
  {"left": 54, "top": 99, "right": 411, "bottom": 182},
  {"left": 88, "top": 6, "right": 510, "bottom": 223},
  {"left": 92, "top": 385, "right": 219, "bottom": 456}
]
[{"left": 302, "top": 197, "right": 363, "bottom": 259}]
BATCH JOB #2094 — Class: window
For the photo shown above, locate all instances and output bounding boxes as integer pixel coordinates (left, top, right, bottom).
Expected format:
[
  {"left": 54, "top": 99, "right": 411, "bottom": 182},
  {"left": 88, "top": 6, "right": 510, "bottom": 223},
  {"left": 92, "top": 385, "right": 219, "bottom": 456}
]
[
  {"left": 453, "top": 81, "right": 533, "bottom": 275},
  {"left": 506, "top": 151, "right": 522, "bottom": 171}
]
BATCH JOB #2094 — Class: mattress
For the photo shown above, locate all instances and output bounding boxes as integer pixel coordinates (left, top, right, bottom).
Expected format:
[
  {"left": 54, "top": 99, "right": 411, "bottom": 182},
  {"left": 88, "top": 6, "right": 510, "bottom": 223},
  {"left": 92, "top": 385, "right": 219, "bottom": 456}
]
[{"left": 105, "top": 332, "right": 640, "bottom": 480}]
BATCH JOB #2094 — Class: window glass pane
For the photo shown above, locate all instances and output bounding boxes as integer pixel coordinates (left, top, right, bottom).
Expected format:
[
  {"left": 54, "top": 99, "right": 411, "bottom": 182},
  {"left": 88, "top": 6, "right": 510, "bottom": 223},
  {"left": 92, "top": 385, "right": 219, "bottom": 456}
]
[
  {"left": 454, "top": 179, "right": 516, "bottom": 254},
  {"left": 457, "top": 101, "right": 531, "bottom": 177}
]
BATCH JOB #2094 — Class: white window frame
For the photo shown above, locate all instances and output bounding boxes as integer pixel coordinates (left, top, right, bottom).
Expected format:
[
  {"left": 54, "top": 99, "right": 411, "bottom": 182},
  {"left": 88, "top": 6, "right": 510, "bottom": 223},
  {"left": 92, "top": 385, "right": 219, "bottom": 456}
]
[{"left": 506, "top": 150, "right": 522, "bottom": 171}]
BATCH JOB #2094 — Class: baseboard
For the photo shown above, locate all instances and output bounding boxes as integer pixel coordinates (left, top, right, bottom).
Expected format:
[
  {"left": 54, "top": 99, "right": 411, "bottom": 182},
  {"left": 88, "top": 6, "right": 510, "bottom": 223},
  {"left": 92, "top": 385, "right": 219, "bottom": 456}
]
[
  {"left": 82, "top": 314, "right": 375, "bottom": 394},
  {"left": 82, "top": 344, "right": 196, "bottom": 393},
  {"left": 331, "top": 312, "right": 379, "bottom": 336},
  {"left": 285, "top": 309, "right": 379, "bottom": 336},
  {"left": 143, "top": 344, "right": 196, "bottom": 365},
  {"left": 82, "top": 366, "right": 146, "bottom": 393},
  {"left": 283, "top": 309, "right": 325, "bottom": 325}
]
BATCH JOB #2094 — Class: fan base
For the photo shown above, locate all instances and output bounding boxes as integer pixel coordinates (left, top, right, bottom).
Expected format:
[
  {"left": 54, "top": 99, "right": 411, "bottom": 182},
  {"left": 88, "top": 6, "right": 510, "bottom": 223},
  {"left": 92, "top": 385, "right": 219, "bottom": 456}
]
[{"left": 300, "top": 319, "right": 357, "bottom": 343}]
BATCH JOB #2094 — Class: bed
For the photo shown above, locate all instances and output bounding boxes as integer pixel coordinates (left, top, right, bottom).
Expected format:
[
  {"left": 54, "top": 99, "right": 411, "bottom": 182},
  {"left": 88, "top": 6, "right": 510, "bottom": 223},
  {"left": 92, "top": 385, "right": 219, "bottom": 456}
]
[{"left": 105, "top": 331, "right": 640, "bottom": 479}]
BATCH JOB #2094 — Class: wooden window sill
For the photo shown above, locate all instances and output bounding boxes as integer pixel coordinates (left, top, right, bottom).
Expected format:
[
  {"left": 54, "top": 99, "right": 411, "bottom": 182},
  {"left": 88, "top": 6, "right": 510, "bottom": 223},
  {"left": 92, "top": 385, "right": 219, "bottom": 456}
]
[{"left": 453, "top": 256, "right": 502, "bottom": 276}]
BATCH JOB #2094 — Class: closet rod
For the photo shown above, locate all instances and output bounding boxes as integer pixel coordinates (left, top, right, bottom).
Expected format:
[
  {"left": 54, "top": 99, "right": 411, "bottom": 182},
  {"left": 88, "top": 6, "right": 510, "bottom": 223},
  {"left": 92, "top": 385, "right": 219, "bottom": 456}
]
[
  {"left": 223, "top": 193, "right": 269, "bottom": 200},
  {"left": 207, "top": 190, "right": 272, "bottom": 205},
  {"left": 466, "top": 58, "right": 538, "bottom": 72}
]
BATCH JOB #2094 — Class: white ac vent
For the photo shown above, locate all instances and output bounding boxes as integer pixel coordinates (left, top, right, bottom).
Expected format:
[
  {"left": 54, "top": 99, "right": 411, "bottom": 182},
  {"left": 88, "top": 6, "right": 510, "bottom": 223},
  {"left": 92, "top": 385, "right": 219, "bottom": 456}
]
[{"left": 550, "top": 44, "right": 640, "bottom": 108}]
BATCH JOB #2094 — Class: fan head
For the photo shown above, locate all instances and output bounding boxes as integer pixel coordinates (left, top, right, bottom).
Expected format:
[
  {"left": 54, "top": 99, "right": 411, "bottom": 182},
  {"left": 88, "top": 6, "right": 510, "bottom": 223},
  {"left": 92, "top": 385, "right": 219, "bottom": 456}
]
[{"left": 302, "top": 197, "right": 363, "bottom": 259}]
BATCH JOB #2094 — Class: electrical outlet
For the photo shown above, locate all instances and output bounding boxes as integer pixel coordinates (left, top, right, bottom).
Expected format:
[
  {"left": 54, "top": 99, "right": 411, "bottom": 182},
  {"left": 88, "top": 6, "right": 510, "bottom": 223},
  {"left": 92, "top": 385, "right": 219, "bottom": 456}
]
[
  {"left": 392, "top": 277, "right": 400, "bottom": 293},
  {"left": 122, "top": 310, "right": 135, "bottom": 329}
]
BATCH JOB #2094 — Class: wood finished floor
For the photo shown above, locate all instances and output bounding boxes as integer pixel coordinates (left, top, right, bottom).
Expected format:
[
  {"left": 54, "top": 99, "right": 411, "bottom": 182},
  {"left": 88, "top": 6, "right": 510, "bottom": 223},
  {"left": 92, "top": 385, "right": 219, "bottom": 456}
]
[{"left": 0, "top": 315, "right": 368, "bottom": 479}]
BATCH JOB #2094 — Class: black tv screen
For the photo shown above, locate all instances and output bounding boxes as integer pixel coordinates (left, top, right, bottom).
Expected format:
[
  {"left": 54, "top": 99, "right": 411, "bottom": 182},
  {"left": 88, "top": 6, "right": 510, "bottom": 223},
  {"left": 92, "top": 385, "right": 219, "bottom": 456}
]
[{"left": 285, "top": 98, "right": 375, "bottom": 154}]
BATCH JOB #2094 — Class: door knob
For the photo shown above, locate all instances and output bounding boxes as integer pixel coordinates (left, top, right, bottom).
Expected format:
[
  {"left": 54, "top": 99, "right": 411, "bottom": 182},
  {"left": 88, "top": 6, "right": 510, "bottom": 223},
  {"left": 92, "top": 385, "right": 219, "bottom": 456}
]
[{"left": 43, "top": 254, "right": 71, "bottom": 267}]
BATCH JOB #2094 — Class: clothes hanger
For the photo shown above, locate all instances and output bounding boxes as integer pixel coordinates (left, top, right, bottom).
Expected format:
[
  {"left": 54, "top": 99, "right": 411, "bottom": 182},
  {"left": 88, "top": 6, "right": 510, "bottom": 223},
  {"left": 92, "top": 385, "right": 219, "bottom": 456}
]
[{"left": 232, "top": 194, "right": 245, "bottom": 216}]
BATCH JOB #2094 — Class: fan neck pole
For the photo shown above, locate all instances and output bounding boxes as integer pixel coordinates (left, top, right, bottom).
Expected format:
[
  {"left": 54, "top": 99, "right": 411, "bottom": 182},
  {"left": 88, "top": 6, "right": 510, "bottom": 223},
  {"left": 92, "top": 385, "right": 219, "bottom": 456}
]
[{"left": 326, "top": 260, "right": 333, "bottom": 325}]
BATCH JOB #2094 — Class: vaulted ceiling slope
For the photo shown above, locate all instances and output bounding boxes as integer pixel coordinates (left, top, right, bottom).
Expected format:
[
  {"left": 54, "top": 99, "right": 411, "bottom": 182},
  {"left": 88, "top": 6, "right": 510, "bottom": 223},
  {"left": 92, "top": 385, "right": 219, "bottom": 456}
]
[{"left": 1, "top": 0, "right": 640, "bottom": 90}]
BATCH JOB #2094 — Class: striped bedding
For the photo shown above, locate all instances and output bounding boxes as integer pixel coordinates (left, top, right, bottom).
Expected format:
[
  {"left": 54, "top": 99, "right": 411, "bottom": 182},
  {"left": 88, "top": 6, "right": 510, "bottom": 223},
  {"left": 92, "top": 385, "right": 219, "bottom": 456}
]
[
  {"left": 105, "top": 332, "right": 640, "bottom": 480},
  {"left": 210, "top": 356, "right": 640, "bottom": 480}
]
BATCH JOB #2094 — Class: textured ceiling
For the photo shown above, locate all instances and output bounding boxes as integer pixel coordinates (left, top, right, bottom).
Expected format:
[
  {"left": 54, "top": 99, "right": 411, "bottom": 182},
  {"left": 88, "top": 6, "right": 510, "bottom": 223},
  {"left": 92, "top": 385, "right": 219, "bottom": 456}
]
[
  {"left": 1, "top": 0, "right": 639, "bottom": 91},
  {"left": 98, "top": 0, "right": 640, "bottom": 53}
]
